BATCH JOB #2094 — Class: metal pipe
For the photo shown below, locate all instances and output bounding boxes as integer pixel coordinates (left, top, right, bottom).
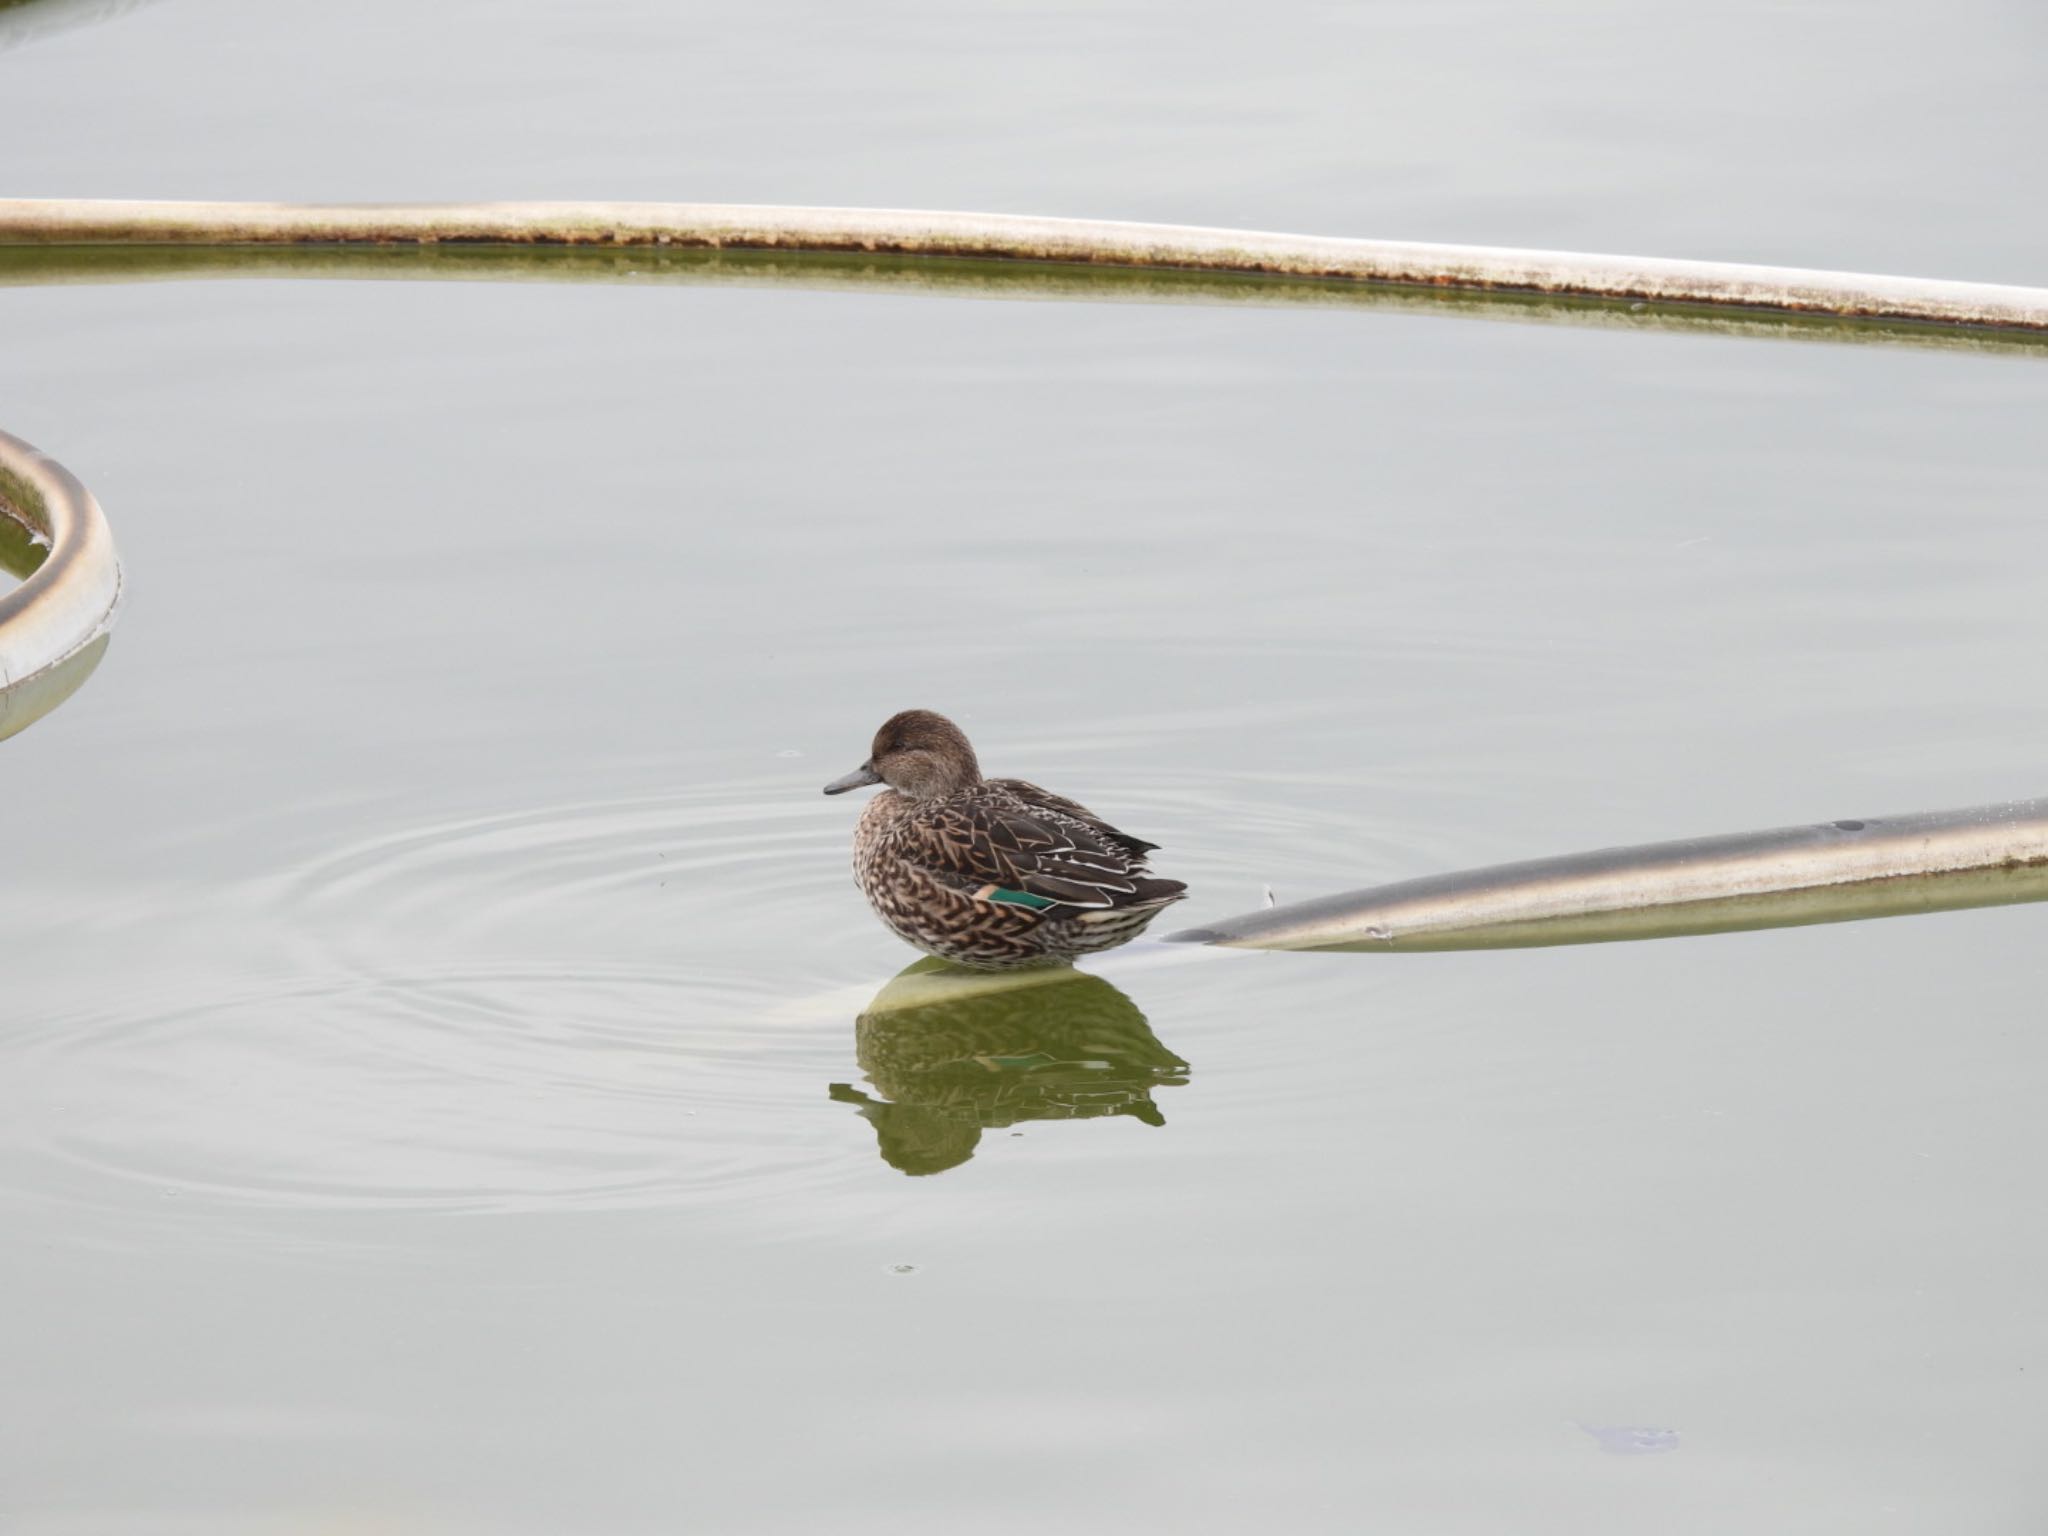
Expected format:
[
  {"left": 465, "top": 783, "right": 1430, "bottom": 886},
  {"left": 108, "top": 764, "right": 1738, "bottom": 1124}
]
[
  {"left": 0, "top": 428, "right": 122, "bottom": 741},
  {"left": 1166, "top": 800, "right": 2048, "bottom": 953},
  {"left": 3, "top": 241, "right": 2043, "bottom": 360},
  {"left": 3, "top": 199, "right": 2045, "bottom": 335}
]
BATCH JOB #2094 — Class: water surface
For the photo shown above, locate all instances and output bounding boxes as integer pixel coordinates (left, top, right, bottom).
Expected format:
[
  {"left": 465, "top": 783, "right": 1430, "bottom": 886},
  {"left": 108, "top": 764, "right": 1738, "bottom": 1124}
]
[
  {"left": 6, "top": 3, "right": 2048, "bottom": 1532},
  {"left": 0, "top": 509, "right": 42, "bottom": 584}
]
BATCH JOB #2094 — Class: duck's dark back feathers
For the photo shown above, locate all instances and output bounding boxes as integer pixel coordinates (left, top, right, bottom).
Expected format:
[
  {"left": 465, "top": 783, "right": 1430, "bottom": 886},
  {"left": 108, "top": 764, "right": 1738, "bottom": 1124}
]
[
  {"left": 986, "top": 779, "right": 1161, "bottom": 857},
  {"left": 925, "top": 779, "right": 1184, "bottom": 913}
]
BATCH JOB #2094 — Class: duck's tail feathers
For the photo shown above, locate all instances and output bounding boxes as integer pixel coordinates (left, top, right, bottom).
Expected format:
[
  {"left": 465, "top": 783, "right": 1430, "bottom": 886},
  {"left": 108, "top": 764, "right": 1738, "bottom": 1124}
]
[
  {"left": 1132, "top": 877, "right": 1188, "bottom": 906},
  {"left": 1072, "top": 878, "right": 1186, "bottom": 923}
]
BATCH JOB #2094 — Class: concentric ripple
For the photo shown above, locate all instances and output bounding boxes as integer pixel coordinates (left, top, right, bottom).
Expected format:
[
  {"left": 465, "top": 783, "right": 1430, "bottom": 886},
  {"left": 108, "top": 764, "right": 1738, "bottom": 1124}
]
[
  {"left": 5, "top": 960, "right": 848, "bottom": 1215},
  {"left": 0, "top": 758, "right": 1467, "bottom": 1222},
  {"left": 259, "top": 775, "right": 873, "bottom": 984},
  {"left": 2, "top": 776, "right": 877, "bottom": 1220}
]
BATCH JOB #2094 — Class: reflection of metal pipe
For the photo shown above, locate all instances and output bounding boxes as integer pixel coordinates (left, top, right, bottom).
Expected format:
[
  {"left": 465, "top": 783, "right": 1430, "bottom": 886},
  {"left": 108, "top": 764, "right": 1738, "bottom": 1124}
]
[
  {"left": 1168, "top": 800, "right": 2048, "bottom": 953},
  {"left": 0, "top": 0, "right": 158, "bottom": 53},
  {"left": 4, "top": 199, "right": 2047, "bottom": 336},
  {"left": 0, "top": 429, "right": 122, "bottom": 742},
  {"left": 5, "top": 241, "right": 2044, "bottom": 360}
]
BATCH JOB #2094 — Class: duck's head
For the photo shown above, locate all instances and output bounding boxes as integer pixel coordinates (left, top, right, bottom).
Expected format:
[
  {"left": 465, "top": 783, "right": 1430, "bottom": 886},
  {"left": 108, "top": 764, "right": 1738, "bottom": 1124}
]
[{"left": 823, "top": 709, "right": 982, "bottom": 801}]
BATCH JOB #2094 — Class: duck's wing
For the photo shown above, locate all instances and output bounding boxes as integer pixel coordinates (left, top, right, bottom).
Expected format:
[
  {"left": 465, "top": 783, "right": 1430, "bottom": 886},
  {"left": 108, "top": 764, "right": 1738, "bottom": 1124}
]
[
  {"left": 984, "top": 778, "right": 1161, "bottom": 857},
  {"left": 903, "top": 787, "right": 1172, "bottom": 912}
]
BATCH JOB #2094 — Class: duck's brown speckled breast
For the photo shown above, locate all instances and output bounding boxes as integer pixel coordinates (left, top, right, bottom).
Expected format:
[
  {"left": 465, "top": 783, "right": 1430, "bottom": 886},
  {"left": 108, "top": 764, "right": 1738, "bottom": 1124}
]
[
  {"left": 850, "top": 789, "right": 1049, "bottom": 966},
  {"left": 851, "top": 788, "right": 912, "bottom": 877}
]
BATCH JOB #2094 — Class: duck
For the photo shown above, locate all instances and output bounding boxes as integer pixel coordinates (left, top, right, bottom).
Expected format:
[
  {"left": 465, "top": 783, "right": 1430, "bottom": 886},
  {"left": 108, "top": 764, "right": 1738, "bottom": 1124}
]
[{"left": 822, "top": 710, "right": 1188, "bottom": 969}]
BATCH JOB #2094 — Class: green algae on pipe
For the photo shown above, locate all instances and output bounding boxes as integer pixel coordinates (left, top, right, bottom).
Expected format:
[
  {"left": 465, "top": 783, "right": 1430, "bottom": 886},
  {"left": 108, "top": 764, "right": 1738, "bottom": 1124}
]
[
  {"left": 2, "top": 199, "right": 2047, "bottom": 335},
  {"left": 0, "top": 428, "right": 122, "bottom": 742},
  {"left": 4, "top": 242, "right": 2045, "bottom": 360},
  {"left": 1166, "top": 800, "right": 2048, "bottom": 953}
]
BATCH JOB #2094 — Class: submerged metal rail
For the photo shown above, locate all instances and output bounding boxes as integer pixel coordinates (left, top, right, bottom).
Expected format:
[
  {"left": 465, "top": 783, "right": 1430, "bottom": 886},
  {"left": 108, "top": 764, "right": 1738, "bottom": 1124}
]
[
  {"left": 3, "top": 199, "right": 2047, "bottom": 337},
  {"left": 1167, "top": 800, "right": 2048, "bottom": 953},
  {"left": 0, "top": 428, "right": 121, "bottom": 741}
]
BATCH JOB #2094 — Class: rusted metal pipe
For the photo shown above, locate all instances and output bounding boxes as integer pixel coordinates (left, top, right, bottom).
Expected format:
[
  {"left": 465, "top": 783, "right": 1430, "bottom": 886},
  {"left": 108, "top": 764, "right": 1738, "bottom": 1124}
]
[
  {"left": 1166, "top": 800, "right": 2048, "bottom": 953},
  {"left": 2, "top": 199, "right": 2045, "bottom": 335},
  {"left": 0, "top": 429, "right": 121, "bottom": 741}
]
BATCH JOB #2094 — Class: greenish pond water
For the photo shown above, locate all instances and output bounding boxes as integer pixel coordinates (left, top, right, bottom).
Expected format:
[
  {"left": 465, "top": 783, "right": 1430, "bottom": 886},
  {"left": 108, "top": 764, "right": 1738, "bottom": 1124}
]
[
  {"left": 6, "top": 2, "right": 2048, "bottom": 1533},
  {"left": 0, "top": 510, "right": 41, "bottom": 583}
]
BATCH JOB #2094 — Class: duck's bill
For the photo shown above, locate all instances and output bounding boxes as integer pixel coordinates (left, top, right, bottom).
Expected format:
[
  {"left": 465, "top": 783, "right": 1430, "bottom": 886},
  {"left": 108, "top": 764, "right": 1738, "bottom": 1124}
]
[{"left": 822, "top": 764, "right": 882, "bottom": 795}]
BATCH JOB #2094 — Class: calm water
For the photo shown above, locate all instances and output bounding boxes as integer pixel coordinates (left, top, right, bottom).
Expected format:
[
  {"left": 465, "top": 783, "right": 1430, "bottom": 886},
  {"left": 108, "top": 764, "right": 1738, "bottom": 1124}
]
[{"left": 7, "top": 2, "right": 2048, "bottom": 1532}]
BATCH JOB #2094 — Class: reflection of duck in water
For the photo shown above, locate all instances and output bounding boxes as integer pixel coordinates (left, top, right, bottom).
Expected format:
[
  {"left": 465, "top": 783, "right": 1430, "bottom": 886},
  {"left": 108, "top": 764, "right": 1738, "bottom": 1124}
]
[{"left": 829, "top": 959, "right": 1190, "bottom": 1176}]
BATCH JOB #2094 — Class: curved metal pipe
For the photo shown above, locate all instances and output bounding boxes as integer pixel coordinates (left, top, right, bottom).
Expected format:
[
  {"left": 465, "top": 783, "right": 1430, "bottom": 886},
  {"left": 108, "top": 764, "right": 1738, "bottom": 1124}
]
[
  {"left": 1167, "top": 800, "right": 2048, "bottom": 953},
  {"left": 0, "top": 428, "right": 122, "bottom": 741},
  {"left": 3, "top": 199, "right": 2046, "bottom": 335}
]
